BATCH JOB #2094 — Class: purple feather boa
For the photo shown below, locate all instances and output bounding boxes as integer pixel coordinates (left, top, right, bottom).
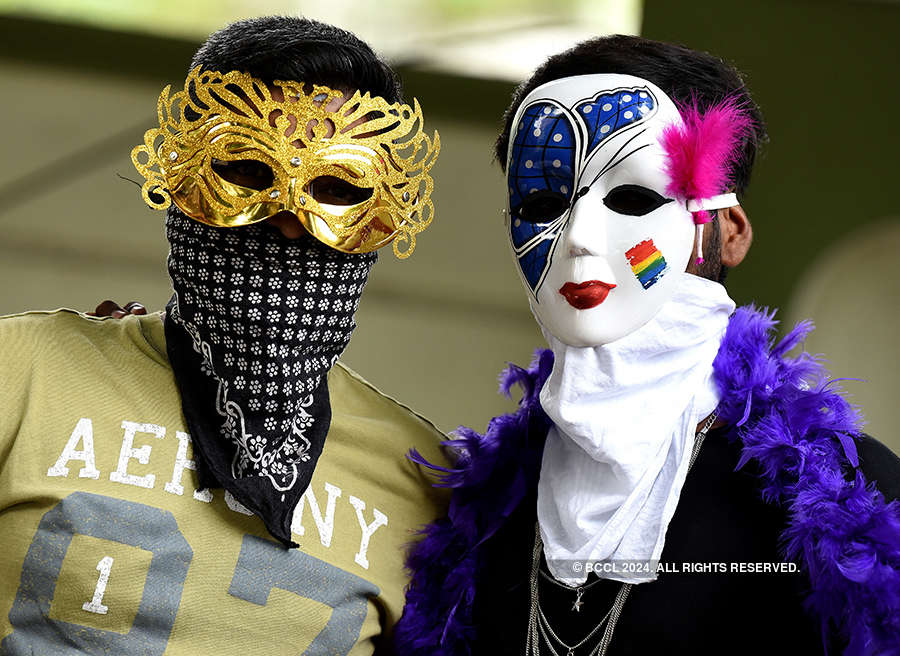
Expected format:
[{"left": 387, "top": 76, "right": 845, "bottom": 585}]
[{"left": 395, "top": 306, "right": 900, "bottom": 656}]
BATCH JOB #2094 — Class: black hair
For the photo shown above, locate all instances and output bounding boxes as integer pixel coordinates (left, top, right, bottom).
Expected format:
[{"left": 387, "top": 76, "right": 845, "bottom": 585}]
[
  {"left": 495, "top": 34, "right": 767, "bottom": 197},
  {"left": 190, "top": 16, "right": 402, "bottom": 103},
  {"left": 695, "top": 214, "right": 730, "bottom": 284}
]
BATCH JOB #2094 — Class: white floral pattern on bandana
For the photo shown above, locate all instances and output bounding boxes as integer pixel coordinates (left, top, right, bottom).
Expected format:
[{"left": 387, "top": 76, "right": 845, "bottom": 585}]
[{"left": 166, "top": 212, "right": 375, "bottom": 494}]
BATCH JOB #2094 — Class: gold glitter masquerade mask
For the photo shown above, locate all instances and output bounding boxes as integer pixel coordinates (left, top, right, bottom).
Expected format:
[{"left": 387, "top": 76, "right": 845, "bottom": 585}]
[{"left": 132, "top": 67, "right": 440, "bottom": 257}]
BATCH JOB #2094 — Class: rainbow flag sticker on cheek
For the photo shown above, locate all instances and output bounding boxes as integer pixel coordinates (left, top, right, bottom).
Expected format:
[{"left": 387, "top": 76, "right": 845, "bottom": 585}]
[{"left": 626, "top": 239, "right": 668, "bottom": 289}]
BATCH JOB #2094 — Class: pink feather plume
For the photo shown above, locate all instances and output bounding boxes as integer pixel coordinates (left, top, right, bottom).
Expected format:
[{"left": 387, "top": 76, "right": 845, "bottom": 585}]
[{"left": 661, "top": 96, "right": 753, "bottom": 223}]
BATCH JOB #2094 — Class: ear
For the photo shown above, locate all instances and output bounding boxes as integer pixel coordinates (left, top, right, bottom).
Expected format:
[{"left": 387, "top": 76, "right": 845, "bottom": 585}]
[{"left": 719, "top": 204, "right": 752, "bottom": 267}]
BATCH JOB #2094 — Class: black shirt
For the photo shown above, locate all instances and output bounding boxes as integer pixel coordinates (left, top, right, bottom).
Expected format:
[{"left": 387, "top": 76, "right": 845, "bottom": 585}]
[{"left": 473, "top": 430, "right": 900, "bottom": 655}]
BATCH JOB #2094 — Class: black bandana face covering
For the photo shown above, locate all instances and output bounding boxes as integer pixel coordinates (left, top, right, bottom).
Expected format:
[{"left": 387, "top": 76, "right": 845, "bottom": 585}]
[{"left": 164, "top": 209, "right": 376, "bottom": 545}]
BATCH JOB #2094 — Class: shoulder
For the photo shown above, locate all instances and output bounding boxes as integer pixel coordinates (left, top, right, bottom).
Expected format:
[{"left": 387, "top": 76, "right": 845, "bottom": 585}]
[
  {"left": 326, "top": 362, "right": 452, "bottom": 518},
  {"left": 0, "top": 307, "right": 85, "bottom": 338},
  {"left": 329, "top": 361, "right": 447, "bottom": 447},
  {"left": 0, "top": 308, "right": 169, "bottom": 370},
  {"left": 0, "top": 309, "right": 92, "bottom": 363},
  {"left": 856, "top": 434, "right": 900, "bottom": 502},
  {"left": 0, "top": 309, "right": 168, "bottom": 454},
  {"left": 0, "top": 307, "right": 131, "bottom": 340}
]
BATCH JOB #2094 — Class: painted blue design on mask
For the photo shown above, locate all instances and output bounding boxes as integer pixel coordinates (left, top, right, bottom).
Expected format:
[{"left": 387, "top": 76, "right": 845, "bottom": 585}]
[
  {"left": 508, "top": 102, "right": 577, "bottom": 221},
  {"left": 577, "top": 89, "right": 655, "bottom": 160},
  {"left": 505, "top": 86, "right": 657, "bottom": 296},
  {"left": 507, "top": 101, "right": 576, "bottom": 292},
  {"left": 517, "top": 236, "right": 558, "bottom": 291},
  {"left": 510, "top": 217, "right": 557, "bottom": 252}
]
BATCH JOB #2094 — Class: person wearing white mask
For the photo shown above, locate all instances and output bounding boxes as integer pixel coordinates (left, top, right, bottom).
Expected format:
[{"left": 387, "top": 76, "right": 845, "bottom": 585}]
[{"left": 396, "top": 35, "right": 900, "bottom": 656}]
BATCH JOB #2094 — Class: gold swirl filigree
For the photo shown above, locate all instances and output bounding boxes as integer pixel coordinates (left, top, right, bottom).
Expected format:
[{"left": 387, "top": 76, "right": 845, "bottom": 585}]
[{"left": 131, "top": 67, "right": 440, "bottom": 258}]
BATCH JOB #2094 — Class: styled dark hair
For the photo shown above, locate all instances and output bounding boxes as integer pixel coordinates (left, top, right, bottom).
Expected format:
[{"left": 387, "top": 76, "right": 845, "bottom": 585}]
[
  {"left": 190, "top": 16, "right": 402, "bottom": 103},
  {"left": 495, "top": 34, "right": 767, "bottom": 197}
]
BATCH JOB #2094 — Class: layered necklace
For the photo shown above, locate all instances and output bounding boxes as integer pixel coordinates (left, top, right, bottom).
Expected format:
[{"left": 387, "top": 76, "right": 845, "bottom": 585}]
[{"left": 525, "top": 412, "right": 718, "bottom": 655}]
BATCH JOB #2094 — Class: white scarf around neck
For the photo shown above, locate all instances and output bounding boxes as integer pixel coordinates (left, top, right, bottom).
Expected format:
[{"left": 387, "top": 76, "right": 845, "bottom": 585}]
[{"left": 537, "top": 273, "right": 735, "bottom": 585}]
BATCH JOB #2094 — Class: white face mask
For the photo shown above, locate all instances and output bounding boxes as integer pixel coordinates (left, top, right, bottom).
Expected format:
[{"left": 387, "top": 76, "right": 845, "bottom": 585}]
[{"left": 506, "top": 74, "right": 695, "bottom": 346}]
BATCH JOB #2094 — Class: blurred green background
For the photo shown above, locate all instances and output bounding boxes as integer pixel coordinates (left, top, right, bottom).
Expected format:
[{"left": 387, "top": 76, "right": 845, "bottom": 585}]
[{"left": 1, "top": 0, "right": 897, "bottom": 453}]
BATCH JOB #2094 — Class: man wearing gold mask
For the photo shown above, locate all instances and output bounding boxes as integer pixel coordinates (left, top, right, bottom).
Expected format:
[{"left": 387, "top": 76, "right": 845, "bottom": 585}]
[{"left": 0, "top": 16, "right": 446, "bottom": 655}]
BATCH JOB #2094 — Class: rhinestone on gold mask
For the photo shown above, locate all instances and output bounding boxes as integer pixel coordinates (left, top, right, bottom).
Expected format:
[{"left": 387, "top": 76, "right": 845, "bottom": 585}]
[{"left": 132, "top": 67, "right": 440, "bottom": 257}]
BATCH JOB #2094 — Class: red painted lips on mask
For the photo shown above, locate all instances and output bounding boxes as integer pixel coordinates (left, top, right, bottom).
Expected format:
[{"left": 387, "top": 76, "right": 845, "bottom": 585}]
[{"left": 559, "top": 281, "right": 617, "bottom": 309}]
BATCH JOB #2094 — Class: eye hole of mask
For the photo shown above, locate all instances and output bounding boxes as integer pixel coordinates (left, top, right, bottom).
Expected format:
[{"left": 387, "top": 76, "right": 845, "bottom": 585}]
[
  {"left": 307, "top": 176, "right": 374, "bottom": 206},
  {"left": 513, "top": 190, "right": 570, "bottom": 223},
  {"left": 602, "top": 184, "right": 672, "bottom": 216},
  {"left": 210, "top": 158, "right": 275, "bottom": 191}
]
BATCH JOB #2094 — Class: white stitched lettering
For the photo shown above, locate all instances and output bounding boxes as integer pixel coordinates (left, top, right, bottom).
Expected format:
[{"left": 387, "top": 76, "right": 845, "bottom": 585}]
[
  {"left": 348, "top": 495, "right": 388, "bottom": 570},
  {"left": 82, "top": 556, "right": 114, "bottom": 615},
  {"left": 164, "top": 431, "right": 212, "bottom": 502},
  {"left": 47, "top": 417, "right": 101, "bottom": 480},
  {"left": 291, "top": 482, "right": 342, "bottom": 547},
  {"left": 109, "top": 421, "right": 165, "bottom": 489}
]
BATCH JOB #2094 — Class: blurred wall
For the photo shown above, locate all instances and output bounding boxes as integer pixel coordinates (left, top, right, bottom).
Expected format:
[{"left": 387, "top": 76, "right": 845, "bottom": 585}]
[{"left": 642, "top": 0, "right": 900, "bottom": 452}]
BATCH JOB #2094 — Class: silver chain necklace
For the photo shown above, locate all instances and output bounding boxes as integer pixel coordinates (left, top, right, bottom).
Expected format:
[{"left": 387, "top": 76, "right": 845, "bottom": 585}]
[
  {"left": 539, "top": 569, "right": 605, "bottom": 612},
  {"left": 537, "top": 602, "right": 611, "bottom": 656},
  {"left": 525, "top": 524, "right": 631, "bottom": 656},
  {"left": 525, "top": 411, "right": 718, "bottom": 655}
]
